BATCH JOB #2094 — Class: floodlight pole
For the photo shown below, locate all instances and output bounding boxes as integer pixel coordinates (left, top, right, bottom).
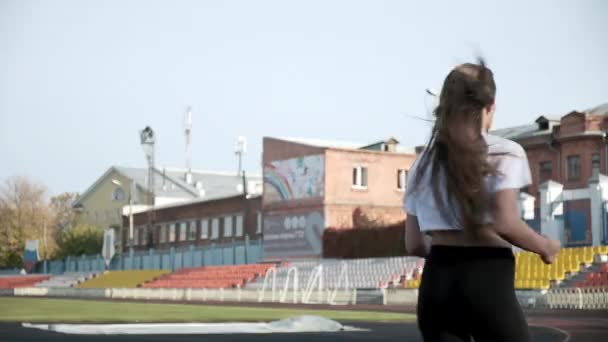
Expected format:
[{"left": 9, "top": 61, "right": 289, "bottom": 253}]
[{"left": 140, "top": 126, "right": 156, "bottom": 250}]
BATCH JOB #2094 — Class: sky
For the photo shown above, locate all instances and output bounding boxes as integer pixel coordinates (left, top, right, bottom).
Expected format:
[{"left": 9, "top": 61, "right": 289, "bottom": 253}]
[{"left": 1, "top": 0, "right": 607, "bottom": 196}]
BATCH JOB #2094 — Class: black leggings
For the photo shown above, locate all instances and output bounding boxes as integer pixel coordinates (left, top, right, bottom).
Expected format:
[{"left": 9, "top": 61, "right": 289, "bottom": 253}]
[{"left": 417, "top": 245, "right": 529, "bottom": 342}]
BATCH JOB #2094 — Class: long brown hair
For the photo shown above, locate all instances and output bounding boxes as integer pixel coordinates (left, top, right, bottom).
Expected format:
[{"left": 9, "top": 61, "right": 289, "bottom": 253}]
[{"left": 413, "top": 58, "right": 497, "bottom": 230}]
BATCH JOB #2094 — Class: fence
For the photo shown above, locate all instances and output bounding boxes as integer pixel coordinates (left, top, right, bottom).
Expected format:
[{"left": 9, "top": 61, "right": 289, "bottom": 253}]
[
  {"left": 7, "top": 285, "right": 608, "bottom": 309},
  {"left": 33, "top": 238, "right": 264, "bottom": 274},
  {"left": 11, "top": 287, "right": 355, "bottom": 305}
]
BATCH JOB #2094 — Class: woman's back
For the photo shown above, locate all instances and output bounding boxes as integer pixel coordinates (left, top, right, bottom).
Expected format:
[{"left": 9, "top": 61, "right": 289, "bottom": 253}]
[{"left": 405, "top": 133, "right": 532, "bottom": 248}]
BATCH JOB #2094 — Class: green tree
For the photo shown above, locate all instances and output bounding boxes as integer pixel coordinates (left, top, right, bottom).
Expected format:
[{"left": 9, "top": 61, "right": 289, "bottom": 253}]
[
  {"left": 55, "top": 223, "right": 103, "bottom": 258},
  {"left": 0, "top": 176, "right": 53, "bottom": 268}
]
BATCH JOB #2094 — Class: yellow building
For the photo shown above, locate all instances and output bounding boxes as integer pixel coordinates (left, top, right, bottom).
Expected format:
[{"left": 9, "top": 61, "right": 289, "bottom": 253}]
[{"left": 72, "top": 166, "right": 261, "bottom": 251}]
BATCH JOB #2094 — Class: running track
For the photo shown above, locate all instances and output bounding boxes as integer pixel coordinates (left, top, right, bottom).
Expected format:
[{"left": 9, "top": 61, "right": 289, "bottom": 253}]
[{"left": 1, "top": 311, "right": 606, "bottom": 341}]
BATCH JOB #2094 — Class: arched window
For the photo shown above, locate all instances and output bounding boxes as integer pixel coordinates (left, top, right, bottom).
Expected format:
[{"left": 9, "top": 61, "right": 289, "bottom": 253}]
[{"left": 112, "top": 188, "right": 126, "bottom": 201}]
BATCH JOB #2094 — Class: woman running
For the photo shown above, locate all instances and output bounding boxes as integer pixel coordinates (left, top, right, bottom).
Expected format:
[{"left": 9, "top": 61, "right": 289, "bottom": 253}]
[{"left": 404, "top": 59, "right": 561, "bottom": 342}]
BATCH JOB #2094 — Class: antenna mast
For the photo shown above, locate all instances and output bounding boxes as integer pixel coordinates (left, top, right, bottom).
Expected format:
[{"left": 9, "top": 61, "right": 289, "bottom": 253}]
[
  {"left": 235, "top": 136, "right": 247, "bottom": 176},
  {"left": 184, "top": 106, "right": 192, "bottom": 173}
]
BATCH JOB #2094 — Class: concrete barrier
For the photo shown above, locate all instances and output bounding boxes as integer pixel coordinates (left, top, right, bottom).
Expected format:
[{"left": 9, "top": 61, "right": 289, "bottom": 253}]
[
  {"left": 46, "top": 288, "right": 106, "bottom": 299},
  {"left": 14, "top": 287, "right": 48, "bottom": 296},
  {"left": 0, "top": 288, "right": 14, "bottom": 296},
  {"left": 384, "top": 289, "right": 418, "bottom": 306}
]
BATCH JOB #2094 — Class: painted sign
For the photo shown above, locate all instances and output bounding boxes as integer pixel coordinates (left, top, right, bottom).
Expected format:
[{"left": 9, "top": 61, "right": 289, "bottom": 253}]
[
  {"left": 102, "top": 229, "right": 116, "bottom": 267},
  {"left": 263, "top": 210, "right": 324, "bottom": 259},
  {"left": 23, "top": 240, "right": 39, "bottom": 272},
  {"left": 263, "top": 155, "right": 324, "bottom": 203}
]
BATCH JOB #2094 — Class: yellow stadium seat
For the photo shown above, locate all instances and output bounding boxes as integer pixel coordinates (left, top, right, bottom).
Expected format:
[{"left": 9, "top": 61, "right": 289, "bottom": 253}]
[{"left": 600, "top": 245, "right": 608, "bottom": 255}]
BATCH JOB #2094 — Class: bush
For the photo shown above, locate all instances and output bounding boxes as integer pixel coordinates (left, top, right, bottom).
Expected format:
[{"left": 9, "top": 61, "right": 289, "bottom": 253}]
[
  {"left": 55, "top": 224, "right": 103, "bottom": 259},
  {"left": 322, "top": 221, "right": 406, "bottom": 259}
]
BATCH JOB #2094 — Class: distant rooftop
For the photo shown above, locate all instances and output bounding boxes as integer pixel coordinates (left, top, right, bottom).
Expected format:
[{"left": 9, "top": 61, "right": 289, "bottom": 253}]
[
  {"left": 73, "top": 166, "right": 262, "bottom": 207},
  {"left": 585, "top": 103, "right": 608, "bottom": 116},
  {"left": 278, "top": 137, "right": 415, "bottom": 154}
]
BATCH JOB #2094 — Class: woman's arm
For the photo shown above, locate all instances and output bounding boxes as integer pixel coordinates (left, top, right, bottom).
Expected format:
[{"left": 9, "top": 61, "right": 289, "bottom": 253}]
[
  {"left": 493, "top": 188, "right": 560, "bottom": 262},
  {"left": 405, "top": 214, "right": 430, "bottom": 257}
]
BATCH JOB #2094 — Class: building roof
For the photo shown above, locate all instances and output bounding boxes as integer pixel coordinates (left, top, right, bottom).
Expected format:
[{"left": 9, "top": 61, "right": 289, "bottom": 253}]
[
  {"left": 490, "top": 124, "right": 543, "bottom": 140},
  {"left": 73, "top": 166, "right": 262, "bottom": 207},
  {"left": 585, "top": 103, "right": 608, "bottom": 116},
  {"left": 277, "top": 137, "right": 415, "bottom": 154}
]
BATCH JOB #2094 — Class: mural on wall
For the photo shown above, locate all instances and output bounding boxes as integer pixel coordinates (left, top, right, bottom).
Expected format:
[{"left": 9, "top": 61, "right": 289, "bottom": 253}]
[
  {"left": 263, "top": 210, "right": 324, "bottom": 259},
  {"left": 263, "top": 155, "right": 324, "bottom": 203},
  {"left": 564, "top": 199, "right": 592, "bottom": 246}
]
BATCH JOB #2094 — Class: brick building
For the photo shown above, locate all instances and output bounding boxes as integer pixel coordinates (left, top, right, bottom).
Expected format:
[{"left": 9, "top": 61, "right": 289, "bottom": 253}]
[
  {"left": 124, "top": 194, "right": 262, "bottom": 252},
  {"left": 262, "top": 137, "right": 416, "bottom": 260},
  {"left": 493, "top": 103, "right": 608, "bottom": 246},
  {"left": 493, "top": 103, "right": 608, "bottom": 199}
]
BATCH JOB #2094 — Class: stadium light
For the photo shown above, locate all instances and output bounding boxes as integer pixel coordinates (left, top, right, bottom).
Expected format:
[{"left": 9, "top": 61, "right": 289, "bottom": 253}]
[{"left": 111, "top": 178, "right": 133, "bottom": 253}]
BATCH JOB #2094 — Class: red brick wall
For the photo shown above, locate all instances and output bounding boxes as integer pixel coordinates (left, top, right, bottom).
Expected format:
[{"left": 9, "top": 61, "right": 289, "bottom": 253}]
[
  {"left": 262, "top": 138, "right": 325, "bottom": 165},
  {"left": 123, "top": 196, "right": 261, "bottom": 251},
  {"left": 559, "top": 138, "right": 605, "bottom": 189},
  {"left": 324, "top": 148, "right": 415, "bottom": 228},
  {"left": 559, "top": 112, "right": 586, "bottom": 136}
]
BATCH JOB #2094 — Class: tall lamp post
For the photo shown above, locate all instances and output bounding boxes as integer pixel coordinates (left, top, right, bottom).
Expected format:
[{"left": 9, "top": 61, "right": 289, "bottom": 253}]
[
  {"left": 140, "top": 126, "right": 155, "bottom": 247},
  {"left": 112, "top": 179, "right": 133, "bottom": 253}
]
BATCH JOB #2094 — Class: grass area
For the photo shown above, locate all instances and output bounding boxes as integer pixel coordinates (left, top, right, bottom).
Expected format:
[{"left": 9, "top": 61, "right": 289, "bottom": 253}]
[{"left": 0, "top": 297, "right": 414, "bottom": 323}]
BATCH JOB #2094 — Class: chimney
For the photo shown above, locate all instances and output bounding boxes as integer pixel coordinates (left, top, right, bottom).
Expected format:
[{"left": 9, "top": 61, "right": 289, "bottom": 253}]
[{"left": 185, "top": 171, "right": 193, "bottom": 185}]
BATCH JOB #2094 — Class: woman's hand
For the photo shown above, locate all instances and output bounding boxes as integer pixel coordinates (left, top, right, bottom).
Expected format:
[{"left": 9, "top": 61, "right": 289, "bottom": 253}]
[{"left": 540, "top": 237, "right": 561, "bottom": 265}]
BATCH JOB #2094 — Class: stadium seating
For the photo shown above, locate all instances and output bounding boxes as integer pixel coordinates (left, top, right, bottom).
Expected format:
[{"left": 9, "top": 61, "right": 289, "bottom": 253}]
[
  {"left": 404, "top": 246, "right": 608, "bottom": 290},
  {"left": 143, "top": 264, "right": 272, "bottom": 289},
  {"left": 515, "top": 246, "right": 608, "bottom": 290},
  {"left": 35, "top": 272, "right": 98, "bottom": 288},
  {"left": 0, "top": 275, "right": 50, "bottom": 288},
  {"left": 78, "top": 270, "right": 169, "bottom": 288},
  {"left": 573, "top": 263, "right": 608, "bottom": 288},
  {"left": 246, "top": 257, "right": 424, "bottom": 290}
]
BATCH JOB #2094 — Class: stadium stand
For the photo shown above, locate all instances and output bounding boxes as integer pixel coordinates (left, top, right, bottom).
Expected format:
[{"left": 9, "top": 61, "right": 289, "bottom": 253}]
[
  {"left": 143, "top": 264, "right": 272, "bottom": 289},
  {"left": 78, "top": 270, "right": 169, "bottom": 288},
  {"left": 246, "top": 257, "right": 424, "bottom": 290},
  {"left": 400, "top": 246, "right": 608, "bottom": 290},
  {"left": 515, "top": 246, "right": 608, "bottom": 290},
  {"left": 35, "top": 272, "right": 98, "bottom": 288},
  {"left": 574, "top": 263, "right": 608, "bottom": 288},
  {"left": 0, "top": 275, "right": 49, "bottom": 288}
]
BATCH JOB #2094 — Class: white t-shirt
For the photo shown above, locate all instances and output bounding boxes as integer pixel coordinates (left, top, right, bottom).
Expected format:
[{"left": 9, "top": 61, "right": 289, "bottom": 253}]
[{"left": 403, "top": 133, "right": 532, "bottom": 232}]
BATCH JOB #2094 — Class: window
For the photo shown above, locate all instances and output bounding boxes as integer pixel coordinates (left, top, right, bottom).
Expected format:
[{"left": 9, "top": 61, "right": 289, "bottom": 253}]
[
  {"left": 352, "top": 166, "right": 368, "bottom": 188},
  {"left": 592, "top": 153, "right": 601, "bottom": 171},
  {"left": 235, "top": 215, "right": 244, "bottom": 237},
  {"left": 112, "top": 188, "right": 125, "bottom": 201},
  {"left": 134, "top": 227, "right": 140, "bottom": 246},
  {"left": 158, "top": 224, "right": 167, "bottom": 243},
  {"left": 179, "top": 222, "right": 187, "bottom": 241},
  {"left": 188, "top": 220, "right": 197, "bottom": 241},
  {"left": 211, "top": 218, "right": 220, "bottom": 239},
  {"left": 397, "top": 169, "right": 407, "bottom": 191},
  {"left": 200, "top": 219, "right": 209, "bottom": 239},
  {"left": 157, "top": 225, "right": 165, "bottom": 244},
  {"left": 169, "top": 223, "right": 176, "bottom": 242},
  {"left": 224, "top": 216, "right": 233, "bottom": 238},
  {"left": 140, "top": 227, "right": 147, "bottom": 246},
  {"left": 256, "top": 211, "right": 263, "bottom": 234},
  {"left": 539, "top": 161, "right": 552, "bottom": 183},
  {"left": 567, "top": 155, "right": 581, "bottom": 181}
]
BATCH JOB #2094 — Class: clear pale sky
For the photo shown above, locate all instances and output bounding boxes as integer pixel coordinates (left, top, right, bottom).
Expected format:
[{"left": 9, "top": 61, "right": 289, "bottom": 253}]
[{"left": 1, "top": 0, "right": 607, "bottom": 195}]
